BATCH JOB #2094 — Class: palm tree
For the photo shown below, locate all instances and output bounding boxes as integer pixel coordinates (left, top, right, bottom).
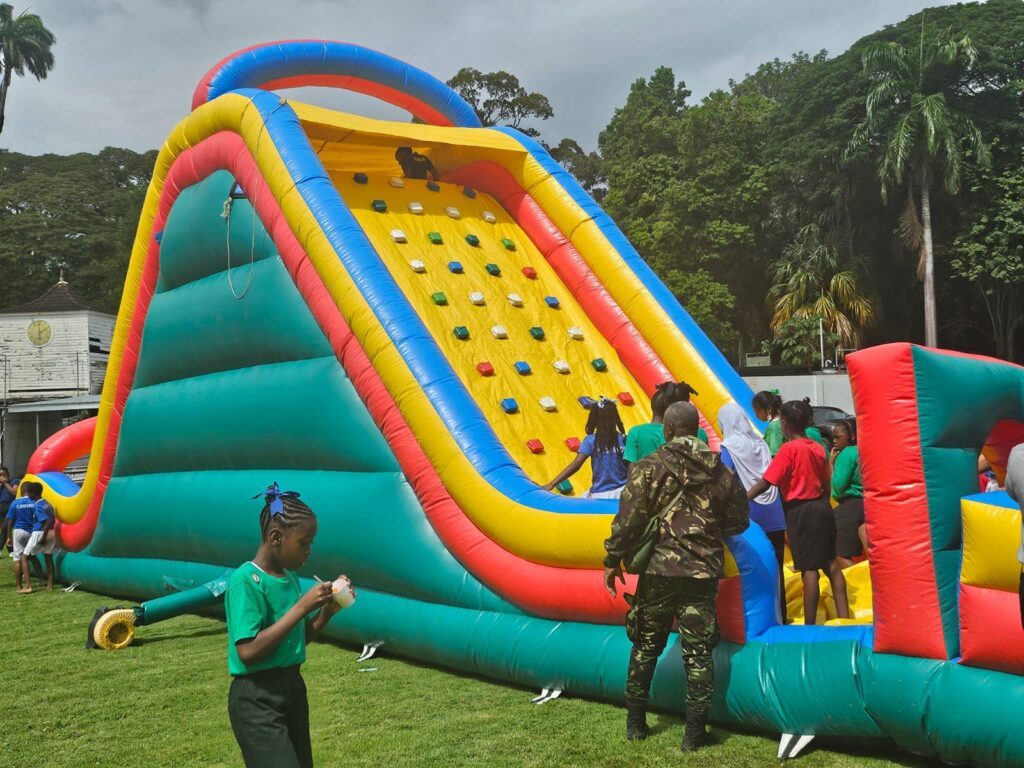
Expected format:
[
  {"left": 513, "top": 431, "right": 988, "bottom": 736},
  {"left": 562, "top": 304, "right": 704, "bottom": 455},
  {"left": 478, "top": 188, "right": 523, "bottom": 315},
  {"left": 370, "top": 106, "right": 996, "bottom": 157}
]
[
  {"left": 847, "top": 15, "right": 990, "bottom": 347},
  {"left": 0, "top": 3, "right": 56, "bottom": 134},
  {"left": 768, "top": 224, "right": 876, "bottom": 350}
]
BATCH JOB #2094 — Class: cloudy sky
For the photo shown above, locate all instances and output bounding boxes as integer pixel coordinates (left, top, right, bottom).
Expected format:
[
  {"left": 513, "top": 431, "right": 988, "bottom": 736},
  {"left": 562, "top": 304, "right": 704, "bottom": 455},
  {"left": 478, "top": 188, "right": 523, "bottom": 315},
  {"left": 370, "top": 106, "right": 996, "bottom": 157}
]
[{"left": 2, "top": 0, "right": 940, "bottom": 156}]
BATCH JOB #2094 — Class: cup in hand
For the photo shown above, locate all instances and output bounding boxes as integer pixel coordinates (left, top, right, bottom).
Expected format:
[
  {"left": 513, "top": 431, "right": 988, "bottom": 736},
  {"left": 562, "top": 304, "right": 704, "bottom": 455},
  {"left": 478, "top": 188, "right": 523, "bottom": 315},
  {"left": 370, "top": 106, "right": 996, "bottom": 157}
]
[{"left": 331, "top": 578, "right": 355, "bottom": 608}]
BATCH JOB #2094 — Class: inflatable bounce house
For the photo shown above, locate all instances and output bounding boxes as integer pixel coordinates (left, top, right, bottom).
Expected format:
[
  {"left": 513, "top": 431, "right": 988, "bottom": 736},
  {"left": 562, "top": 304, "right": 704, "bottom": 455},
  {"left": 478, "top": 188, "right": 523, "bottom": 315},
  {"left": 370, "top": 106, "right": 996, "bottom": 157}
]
[{"left": 24, "top": 41, "right": 1024, "bottom": 765}]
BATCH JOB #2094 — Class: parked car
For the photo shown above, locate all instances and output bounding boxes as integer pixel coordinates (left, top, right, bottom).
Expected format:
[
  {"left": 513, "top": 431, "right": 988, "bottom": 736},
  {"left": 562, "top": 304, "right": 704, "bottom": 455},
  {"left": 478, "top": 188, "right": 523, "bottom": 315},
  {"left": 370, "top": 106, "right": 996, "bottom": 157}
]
[{"left": 811, "top": 405, "right": 854, "bottom": 449}]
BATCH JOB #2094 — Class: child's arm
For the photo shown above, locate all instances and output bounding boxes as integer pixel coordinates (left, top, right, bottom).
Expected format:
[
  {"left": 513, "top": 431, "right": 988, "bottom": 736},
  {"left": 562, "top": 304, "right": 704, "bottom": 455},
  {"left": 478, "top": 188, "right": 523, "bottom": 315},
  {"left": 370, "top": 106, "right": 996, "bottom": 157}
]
[
  {"left": 305, "top": 576, "right": 357, "bottom": 642},
  {"left": 542, "top": 454, "right": 586, "bottom": 491},
  {"left": 235, "top": 583, "right": 332, "bottom": 666},
  {"left": 746, "top": 477, "right": 772, "bottom": 502}
]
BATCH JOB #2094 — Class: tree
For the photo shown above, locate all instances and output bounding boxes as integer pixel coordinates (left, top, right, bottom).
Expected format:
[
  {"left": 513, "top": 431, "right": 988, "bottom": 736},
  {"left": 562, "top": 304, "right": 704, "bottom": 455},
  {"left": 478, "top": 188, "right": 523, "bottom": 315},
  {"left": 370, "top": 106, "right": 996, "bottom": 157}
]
[
  {"left": 547, "top": 138, "right": 606, "bottom": 200},
  {"left": 446, "top": 68, "right": 552, "bottom": 137},
  {"left": 767, "top": 224, "right": 876, "bottom": 350},
  {"left": 950, "top": 149, "right": 1024, "bottom": 361},
  {"left": 763, "top": 316, "right": 840, "bottom": 368},
  {"left": 0, "top": 2, "right": 56, "bottom": 134},
  {"left": 847, "top": 15, "right": 991, "bottom": 347}
]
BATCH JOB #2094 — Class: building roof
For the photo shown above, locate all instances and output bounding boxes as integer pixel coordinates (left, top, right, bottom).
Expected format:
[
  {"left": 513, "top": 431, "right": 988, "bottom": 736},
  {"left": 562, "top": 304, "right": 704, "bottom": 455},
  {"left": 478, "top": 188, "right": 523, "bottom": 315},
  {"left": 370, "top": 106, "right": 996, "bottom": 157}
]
[{"left": 0, "top": 276, "right": 102, "bottom": 315}]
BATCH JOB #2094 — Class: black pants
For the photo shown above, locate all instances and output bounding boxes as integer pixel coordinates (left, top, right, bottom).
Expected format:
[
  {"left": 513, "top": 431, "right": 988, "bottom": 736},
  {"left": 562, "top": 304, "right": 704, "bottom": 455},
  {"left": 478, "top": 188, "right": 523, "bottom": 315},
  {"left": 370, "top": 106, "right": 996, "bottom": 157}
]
[{"left": 229, "top": 665, "right": 312, "bottom": 768}]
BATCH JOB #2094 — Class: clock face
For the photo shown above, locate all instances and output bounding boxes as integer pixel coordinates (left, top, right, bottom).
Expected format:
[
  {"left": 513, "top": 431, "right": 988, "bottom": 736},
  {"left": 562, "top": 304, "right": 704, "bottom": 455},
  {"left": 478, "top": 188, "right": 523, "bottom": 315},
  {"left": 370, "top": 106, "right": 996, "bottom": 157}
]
[{"left": 27, "top": 319, "right": 52, "bottom": 347}]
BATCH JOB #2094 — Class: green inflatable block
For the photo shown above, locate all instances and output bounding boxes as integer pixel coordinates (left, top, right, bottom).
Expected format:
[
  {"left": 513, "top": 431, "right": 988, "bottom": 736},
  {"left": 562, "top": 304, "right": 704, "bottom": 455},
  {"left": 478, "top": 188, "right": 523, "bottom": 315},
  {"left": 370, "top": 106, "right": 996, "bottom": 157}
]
[
  {"left": 500, "top": 237, "right": 516, "bottom": 251},
  {"left": 453, "top": 326, "right": 470, "bottom": 340},
  {"left": 556, "top": 480, "right": 573, "bottom": 494},
  {"left": 592, "top": 358, "right": 607, "bottom": 372},
  {"left": 465, "top": 234, "right": 480, "bottom": 247},
  {"left": 485, "top": 263, "right": 501, "bottom": 276},
  {"left": 529, "top": 326, "right": 545, "bottom": 340},
  {"left": 431, "top": 292, "right": 448, "bottom": 306},
  {"left": 372, "top": 199, "right": 387, "bottom": 213},
  {"left": 428, "top": 231, "right": 443, "bottom": 244}
]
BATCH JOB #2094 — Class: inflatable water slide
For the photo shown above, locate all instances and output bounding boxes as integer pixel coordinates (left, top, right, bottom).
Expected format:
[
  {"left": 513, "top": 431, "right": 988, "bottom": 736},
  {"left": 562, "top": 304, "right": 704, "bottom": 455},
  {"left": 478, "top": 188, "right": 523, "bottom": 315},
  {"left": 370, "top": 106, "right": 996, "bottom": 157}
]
[{"left": 25, "top": 42, "right": 1024, "bottom": 766}]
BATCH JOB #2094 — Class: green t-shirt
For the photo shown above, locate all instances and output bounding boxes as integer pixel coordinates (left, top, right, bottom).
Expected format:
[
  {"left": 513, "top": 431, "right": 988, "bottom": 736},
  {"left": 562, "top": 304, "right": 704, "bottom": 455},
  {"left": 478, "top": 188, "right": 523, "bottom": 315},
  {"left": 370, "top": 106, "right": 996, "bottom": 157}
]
[
  {"left": 624, "top": 422, "right": 708, "bottom": 463},
  {"left": 764, "top": 419, "right": 784, "bottom": 456},
  {"left": 805, "top": 426, "right": 829, "bottom": 454},
  {"left": 225, "top": 561, "right": 306, "bottom": 676},
  {"left": 831, "top": 445, "right": 863, "bottom": 499}
]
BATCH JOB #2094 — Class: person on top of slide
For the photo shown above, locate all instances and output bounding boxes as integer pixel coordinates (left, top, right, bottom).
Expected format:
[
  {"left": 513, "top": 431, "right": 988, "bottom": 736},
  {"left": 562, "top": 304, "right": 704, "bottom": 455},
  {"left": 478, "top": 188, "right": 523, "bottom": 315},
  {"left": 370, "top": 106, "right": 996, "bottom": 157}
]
[{"left": 395, "top": 146, "right": 438, "bottom": 180}]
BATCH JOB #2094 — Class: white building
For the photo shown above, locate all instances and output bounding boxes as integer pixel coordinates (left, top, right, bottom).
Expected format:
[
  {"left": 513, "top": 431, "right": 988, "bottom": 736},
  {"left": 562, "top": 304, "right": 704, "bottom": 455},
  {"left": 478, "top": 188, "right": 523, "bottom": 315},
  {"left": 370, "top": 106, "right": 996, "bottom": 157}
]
[{"left": 0, "top": 278, "right": 114, "bottom": 473}]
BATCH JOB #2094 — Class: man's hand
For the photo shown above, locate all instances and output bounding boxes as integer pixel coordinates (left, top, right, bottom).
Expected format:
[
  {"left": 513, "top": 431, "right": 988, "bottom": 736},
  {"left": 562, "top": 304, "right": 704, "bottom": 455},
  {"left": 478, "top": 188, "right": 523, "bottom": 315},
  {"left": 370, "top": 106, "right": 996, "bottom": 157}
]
[{"left": 603, "top": 564, "right": 625, "bottom": 597}]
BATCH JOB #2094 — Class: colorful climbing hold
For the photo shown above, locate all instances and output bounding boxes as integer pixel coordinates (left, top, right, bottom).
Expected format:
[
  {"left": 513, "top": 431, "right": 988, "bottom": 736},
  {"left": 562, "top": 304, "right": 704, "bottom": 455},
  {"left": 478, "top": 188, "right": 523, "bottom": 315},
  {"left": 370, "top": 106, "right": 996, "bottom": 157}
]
[
  {"left": 592, "top": 358, "right": 607, "bottom": 372},
  {"left": 514, "top": 361, "right": 531, "bottom": 375},
  {"left": 544, "top": 296, "right": 560, "bottom": 309},
  {"left": 431, "top": 292, "right": 448, "bottom": 305},
  {"left": 526, "top": 439, "right": 544, "bottom": 454},
  {"left": 485, "top": 263, "right": 501, "bottom": 276},
  {"left": 428, "top": 231, "right": 443, "bottom": 244},
  {"left": 453, "top": 326, "right": 470, "bottom": 340},
  {"left": 476, "top": 361, "right": 495, "bottom": 376},
  {"left": 372, "top": 199, "right": 387, "bottom": 213},
  {"left": 354, "top": 172, "right": 369, "bottom": 184},
  {"left": 529, "top": 326, "right": 545, "bottom": 340},
  {"left": 522, "top": 266, "right": 538, "bottom": 279},
  {"left": 465, "top": 233, "right": 480, "bottom": 247},
  {"left": 500, "top": 398, "right": 518, "bottom": 414},
  {"left": 448, "top": 261, "right": 464, "bottom": 274}
]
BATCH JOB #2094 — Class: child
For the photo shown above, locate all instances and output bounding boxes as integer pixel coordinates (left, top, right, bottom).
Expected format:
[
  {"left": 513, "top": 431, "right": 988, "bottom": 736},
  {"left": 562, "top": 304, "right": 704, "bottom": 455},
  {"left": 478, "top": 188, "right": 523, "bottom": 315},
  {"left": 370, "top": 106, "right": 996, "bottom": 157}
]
[
  {"left": 624, "top": 381, "right": 706, "bottom": 465},
  {"left": 6, "top": 485, "right": 37, "bottom": 593},
  {"left": 752, "top": 391, "right": 784, "bottom": 455},
  {"left": 830, "top": 419, "right": 866, "bottom": 569},
  {"left": 0, "top": 468, "right": 19, "bottom": 556},
  {"left": 226, "top": 483, "right": 353, "bottom": 768},
  {"left": 544, "top": 398, "right": 628, "bottom": 498},
  {"left": 24, "top": 482, "right": 56, "bottom": 590},
  {"left": 717, "top": 403, "right": 787, "bottom": 621},
  {"left": 746, "top": 400, "right": 850, "bottom": 625}
]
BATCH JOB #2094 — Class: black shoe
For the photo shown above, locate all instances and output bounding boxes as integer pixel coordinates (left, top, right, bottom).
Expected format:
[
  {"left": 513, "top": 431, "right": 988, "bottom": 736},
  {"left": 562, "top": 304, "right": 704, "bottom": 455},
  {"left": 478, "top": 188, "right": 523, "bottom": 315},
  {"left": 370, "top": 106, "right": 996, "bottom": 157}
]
[
  {"left": 625, "top": 702, "right": 649, "bottom": 741},
  {"left": 680, "top": 709, "right": 708, "bottom": 752}
]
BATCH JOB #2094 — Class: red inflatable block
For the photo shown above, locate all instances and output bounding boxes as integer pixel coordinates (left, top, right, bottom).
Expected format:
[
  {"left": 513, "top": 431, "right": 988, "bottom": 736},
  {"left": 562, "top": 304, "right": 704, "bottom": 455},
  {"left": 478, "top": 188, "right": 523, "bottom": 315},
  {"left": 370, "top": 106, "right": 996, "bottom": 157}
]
[
  {"left": 565, "top": 437, "right": 581, "bottom": 452},
  {"left": 522, "top": 266, "right": 538, "bottom": 279},
  {"left": 476, "top": 362, "right": 495, "bottom": 376},
  {"left": 716, "top": 575, "right": 745, "bottom": 644},
  {"left": 617, "top": 391, "right": 634, "bottom": 406},
  {"left": 959, "top": 584, "right": 1024, "bottom": 675},
  {"left": 526, "top": 439, "right": 544, "bottom": 454}
]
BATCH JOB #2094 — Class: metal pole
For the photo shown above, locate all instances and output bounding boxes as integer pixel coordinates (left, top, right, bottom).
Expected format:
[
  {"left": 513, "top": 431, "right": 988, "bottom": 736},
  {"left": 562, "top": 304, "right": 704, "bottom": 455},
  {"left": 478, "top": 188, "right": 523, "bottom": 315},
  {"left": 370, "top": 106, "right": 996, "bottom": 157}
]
[{"left": 819, "top": 318, "right": 826, "bottom": 370}]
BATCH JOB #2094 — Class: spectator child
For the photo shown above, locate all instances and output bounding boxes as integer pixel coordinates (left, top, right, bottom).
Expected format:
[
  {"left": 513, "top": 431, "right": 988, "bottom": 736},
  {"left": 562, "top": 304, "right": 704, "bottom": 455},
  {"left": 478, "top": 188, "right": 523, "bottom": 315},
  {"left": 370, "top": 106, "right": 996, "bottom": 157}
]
[
  {"left": 717, "top": 403, "right": 787, "bottom": 621},
  {"left": 830, "top": 419, "right": 866, "bottom": 569},
  {"left": 25, "top": 482, "right": 56, "bottom": 590},
  {"left": 746, "top": 400, "right": 850, "bottom": 624},
  {"left": 624, "top": 381, "right": 706, "bottom": 465},
  {"left": 752, "top": 391, "right": 784, "bottom": 455},
  {"left": 225, "top": 483, "right": 352, "bottom": 768},
  {"left": 0, "top": 468, "right": 17, "bottom": 556},
  {"left": 544, "top": 398, "right": 628, "bottom": 498},
  {"left": 6, "top": 487, "right": 37, "bottom": 593}
]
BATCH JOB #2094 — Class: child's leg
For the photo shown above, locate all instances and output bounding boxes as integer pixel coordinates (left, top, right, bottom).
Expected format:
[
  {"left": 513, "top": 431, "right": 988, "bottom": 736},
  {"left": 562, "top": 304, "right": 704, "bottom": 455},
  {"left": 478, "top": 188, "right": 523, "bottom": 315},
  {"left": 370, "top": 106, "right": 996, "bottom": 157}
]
[
  {"left": 858, "top": 524, "right": 868, "bottom": 558},
  {"left": 18, "top": 555, "right": 33, "bottom": 593},
  {"left": 801, "top": 570, "right": 819, "bottom": 624},
  {"left": 44, "top": 553, "right": 54, "bottom": 590},
  {"left": 828, "top": 560, "right": 850, "bottom": 618},
  {"left": 283, "top": 670, "right": 313, "bottom": 768},
  {"left": 13, "top": 554, "right": 23, "bottom": 590},
  {"left": 766, "top": 530, "right": 787, "bottom": 623},
  {"left": 229, "top": 671, "right": 305, "bottom": 768}
]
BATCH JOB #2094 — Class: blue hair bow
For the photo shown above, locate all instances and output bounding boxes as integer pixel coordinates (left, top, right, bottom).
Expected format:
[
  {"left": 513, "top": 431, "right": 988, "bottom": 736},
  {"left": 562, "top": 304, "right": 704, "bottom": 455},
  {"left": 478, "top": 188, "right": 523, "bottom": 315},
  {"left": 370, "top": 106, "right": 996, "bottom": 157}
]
[{"left": 253, "top": 481, "right": 301, "bottom": 517}]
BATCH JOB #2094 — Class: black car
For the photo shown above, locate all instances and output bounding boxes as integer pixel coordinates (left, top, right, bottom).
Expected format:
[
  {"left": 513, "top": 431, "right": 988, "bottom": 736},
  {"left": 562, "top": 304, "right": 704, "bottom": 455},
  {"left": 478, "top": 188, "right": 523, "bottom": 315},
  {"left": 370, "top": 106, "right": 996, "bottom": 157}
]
[{"left": 812, "top": 406, "right": 854, "bottom": 449}]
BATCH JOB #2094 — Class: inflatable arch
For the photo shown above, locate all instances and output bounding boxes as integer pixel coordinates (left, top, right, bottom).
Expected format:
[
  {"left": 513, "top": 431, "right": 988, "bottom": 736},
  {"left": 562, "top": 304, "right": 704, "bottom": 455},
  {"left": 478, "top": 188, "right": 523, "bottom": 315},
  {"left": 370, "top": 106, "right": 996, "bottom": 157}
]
[{"left": 25, "top": 42, "right": 1024, "bottom": 766}]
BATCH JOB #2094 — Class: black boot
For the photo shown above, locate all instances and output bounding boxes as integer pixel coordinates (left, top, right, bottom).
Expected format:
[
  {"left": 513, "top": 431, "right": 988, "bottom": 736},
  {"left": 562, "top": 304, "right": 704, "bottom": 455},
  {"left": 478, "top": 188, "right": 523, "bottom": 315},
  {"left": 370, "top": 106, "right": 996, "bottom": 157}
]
[
  {"left": 625, "top": 702, "right": 649, "bottom": 741},
  {"left": 680, "top": 709, "right": 708, "bottom": 752}
]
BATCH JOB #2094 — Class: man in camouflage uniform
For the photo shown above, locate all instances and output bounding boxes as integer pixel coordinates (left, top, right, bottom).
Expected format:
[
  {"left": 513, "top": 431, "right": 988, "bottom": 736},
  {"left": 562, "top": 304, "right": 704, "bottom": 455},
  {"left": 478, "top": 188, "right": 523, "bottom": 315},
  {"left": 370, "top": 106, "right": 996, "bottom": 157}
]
[{"left": 603, "top": 401, "right": 749, "bottom": 751}]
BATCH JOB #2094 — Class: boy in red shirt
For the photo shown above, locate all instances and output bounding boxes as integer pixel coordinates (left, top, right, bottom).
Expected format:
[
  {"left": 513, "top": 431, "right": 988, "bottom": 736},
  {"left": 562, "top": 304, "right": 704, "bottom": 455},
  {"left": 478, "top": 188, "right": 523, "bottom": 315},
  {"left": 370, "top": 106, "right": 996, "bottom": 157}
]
[{"left": 747, "top": 400, "right": 850, "bottom": 624}]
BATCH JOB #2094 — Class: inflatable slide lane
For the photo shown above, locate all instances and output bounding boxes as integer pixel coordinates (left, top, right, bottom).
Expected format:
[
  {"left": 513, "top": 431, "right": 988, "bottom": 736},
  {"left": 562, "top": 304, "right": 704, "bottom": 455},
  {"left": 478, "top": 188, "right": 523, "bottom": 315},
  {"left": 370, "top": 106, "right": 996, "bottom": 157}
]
[{"left": 24, "top": 42, "right": 1024, "bottom": 767}]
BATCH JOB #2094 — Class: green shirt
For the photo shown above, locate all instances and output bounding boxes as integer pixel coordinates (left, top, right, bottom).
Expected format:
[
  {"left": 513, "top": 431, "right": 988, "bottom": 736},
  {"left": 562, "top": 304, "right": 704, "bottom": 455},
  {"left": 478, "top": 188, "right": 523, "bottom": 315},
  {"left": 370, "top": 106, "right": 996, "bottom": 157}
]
[
  {"left": 805, "top": 426, "right": 829, "bottom": 454},
  {"left": 831, "top": 445, "right": 863, "bottom": 499},
  {"left": 225, "top": 561, "right": 306, "bottom": 676},
  {"left": 624, "top": 422, "right": 708, "bottom": 463},
  {"left": 764, "top": 419, "right": 784, "bottom": 456}
]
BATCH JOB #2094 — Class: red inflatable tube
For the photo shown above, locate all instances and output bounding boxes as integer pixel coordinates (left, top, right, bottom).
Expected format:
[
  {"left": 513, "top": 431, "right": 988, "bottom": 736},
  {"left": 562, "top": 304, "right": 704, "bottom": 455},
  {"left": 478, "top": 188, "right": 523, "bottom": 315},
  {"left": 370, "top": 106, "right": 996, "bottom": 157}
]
[
  {"left": 444, "top": 162, "right": 720, "bottom": 447},
  {"left": 27, "top": 417, "right": 96, "bottom": 475},
  {"left": 848, "top": 344, "right": 945, "bottom": 659},
  {"left": 959, "top": 584, "right": 1024, "bottom": 675}
]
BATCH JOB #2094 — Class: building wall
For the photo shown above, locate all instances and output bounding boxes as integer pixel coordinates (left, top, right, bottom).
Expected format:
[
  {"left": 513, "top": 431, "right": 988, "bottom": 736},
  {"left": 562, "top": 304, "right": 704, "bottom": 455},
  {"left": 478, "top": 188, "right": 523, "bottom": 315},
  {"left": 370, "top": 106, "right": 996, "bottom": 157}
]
[
  {"left": 741, "top": 372, "right": 856, "bottom": 414},
  {"left": 0, "top": 310, "right": 114, "bottom": 401}
]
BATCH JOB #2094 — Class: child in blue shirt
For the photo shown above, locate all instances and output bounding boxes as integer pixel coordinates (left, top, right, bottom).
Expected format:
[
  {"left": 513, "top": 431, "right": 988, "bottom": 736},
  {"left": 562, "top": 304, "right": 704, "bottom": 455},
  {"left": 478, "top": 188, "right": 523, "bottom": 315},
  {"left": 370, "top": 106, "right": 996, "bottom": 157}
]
[
  {"left": 543, "top": 398, "right": 628, "bottom": 498},
  {"left": 0, "top": 468, "right": 19, "bottom": 556},
  {"left": 6, "top": 486, "right": 38, "bottom": 593},
  {"left": 24, "top": 482, "right": 56, "bottom": 590},
  {"left": 225, "top": 483, "right": 352, "bottom": 768}
]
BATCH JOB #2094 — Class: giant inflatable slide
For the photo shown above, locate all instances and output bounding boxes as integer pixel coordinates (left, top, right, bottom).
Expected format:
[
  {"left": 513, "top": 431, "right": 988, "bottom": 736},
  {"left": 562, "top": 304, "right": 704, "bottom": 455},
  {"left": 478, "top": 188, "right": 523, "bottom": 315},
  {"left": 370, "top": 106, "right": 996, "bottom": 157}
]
[{"left": 25, "top": 42, "right": 1024, "bottom": 766}]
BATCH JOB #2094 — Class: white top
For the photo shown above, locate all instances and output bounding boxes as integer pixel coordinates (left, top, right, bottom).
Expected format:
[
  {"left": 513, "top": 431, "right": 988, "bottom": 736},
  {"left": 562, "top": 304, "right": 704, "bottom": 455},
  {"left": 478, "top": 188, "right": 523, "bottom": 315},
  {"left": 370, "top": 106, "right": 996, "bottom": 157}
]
[{"left": 718, "top": 402, "right": 778, "bottom": 506}]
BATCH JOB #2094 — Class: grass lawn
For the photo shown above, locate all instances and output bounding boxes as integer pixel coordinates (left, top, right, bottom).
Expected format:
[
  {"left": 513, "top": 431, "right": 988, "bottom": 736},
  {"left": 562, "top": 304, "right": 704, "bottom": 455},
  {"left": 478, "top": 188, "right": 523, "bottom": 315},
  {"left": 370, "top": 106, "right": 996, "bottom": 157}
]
[{"left": 3, "top": 565, "right": 936, "bottom": 768}]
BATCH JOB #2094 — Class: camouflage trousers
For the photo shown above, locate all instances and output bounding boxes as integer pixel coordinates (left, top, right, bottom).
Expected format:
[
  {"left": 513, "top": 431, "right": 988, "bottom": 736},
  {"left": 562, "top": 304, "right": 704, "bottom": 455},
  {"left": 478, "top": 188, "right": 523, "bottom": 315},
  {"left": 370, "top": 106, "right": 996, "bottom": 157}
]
[{"left": 624, "top": 574, "right": 718, "bottom": 713}]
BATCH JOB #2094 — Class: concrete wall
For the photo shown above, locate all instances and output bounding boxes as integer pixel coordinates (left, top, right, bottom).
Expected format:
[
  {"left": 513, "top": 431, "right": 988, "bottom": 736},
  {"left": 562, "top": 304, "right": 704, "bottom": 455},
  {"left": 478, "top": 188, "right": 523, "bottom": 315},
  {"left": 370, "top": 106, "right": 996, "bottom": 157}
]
[{"left": 741, "top": 372, "right": 855, "bottom": 414}]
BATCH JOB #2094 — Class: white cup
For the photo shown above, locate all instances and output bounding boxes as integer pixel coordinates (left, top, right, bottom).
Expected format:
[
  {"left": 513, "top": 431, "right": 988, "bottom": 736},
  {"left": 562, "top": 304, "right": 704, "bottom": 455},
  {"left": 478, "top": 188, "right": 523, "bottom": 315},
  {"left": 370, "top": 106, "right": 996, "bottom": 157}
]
[{"left": 331, "top": 578, "right": 355, "bottom": 609}]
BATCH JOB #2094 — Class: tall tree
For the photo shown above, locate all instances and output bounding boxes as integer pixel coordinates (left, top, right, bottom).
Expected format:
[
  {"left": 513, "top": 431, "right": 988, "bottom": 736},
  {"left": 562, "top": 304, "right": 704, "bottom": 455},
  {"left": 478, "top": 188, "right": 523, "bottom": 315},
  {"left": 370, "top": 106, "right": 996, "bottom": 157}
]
[
  {"left": 847, "top": 16, "right": 991, "bottom": 347},
  {"left": 446, "top": 68, "right": 552, "bottom": 137},
  {"left": 0, "top": 2, "right": 56, "bottom": 134},
  {"left": 767, "top": 224, "right": 877, "bottom": 350}
]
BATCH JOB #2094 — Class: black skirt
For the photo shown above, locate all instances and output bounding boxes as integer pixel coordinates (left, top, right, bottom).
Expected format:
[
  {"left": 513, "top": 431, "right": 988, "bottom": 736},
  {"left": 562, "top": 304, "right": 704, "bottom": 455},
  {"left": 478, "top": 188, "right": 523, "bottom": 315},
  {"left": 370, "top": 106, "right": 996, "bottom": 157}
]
[
  {"left": 784, "top": 497, "right": 836, "bottom": 571},
  {"left": 834, "top": 496, "right": 865, "bottom": 558}
]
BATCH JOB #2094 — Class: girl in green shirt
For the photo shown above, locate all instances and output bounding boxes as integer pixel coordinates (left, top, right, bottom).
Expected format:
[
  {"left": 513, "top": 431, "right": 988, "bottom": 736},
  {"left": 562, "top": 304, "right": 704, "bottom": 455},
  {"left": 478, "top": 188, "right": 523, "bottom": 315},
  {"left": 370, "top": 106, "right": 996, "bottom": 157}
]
[
  {"left": 225, "top": 484, "right": 353, "bottom": 768},
  {"left": 753, "top": 391, "right": 784, "bottom": 455},
  {"left": 623, "top": 381, "right": 705, "bottom": 465},
  {"left": 829, "top": 420, "right": 866, "bottom": 568}
]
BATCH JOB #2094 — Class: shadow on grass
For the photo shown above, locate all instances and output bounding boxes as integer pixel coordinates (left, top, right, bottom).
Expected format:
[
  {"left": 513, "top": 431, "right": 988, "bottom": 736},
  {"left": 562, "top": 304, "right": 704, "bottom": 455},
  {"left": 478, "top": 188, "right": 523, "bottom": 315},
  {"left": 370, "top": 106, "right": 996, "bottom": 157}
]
[{"left": 133, "top": 625, "right": 226, "bottom": 646}]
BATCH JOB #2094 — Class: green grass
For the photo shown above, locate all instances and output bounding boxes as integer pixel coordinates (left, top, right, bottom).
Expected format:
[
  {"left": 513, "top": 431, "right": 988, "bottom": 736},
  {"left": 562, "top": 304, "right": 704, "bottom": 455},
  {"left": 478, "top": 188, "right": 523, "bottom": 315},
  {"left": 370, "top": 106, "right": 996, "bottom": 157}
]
[{"left": 2, "top": 565, "right": 936, "bottom": 767}]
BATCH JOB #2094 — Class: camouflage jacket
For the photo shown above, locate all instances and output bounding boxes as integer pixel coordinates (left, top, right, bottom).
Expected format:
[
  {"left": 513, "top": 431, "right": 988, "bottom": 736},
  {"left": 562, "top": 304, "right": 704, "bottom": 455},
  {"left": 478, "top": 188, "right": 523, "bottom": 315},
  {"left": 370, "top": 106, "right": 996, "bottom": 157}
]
[{"left": 603, "top": 435, "right": 749, "bottom": 579}]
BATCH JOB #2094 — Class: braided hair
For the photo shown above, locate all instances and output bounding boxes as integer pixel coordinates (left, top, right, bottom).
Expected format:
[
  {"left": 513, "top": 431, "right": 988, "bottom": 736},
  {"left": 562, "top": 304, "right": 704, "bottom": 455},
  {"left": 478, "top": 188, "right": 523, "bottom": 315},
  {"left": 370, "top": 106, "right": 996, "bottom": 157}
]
[
  {"left": 650, "top": 380, "right": 699, "bottom": 418},
  {"left": 586, "top": 398, "right": 626, "bottom": 454},
  {"left": 835, "top": 418, "right": 857, "bottom": 445},
  {"left": 780, "top": 399, "right": 812, "bottom": 433},
  {"left": 258, "top": 492, "right": 316, "bottom": 541},
  {"left": 753, "top": 390, "right": 783, "bottom": 419}
]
